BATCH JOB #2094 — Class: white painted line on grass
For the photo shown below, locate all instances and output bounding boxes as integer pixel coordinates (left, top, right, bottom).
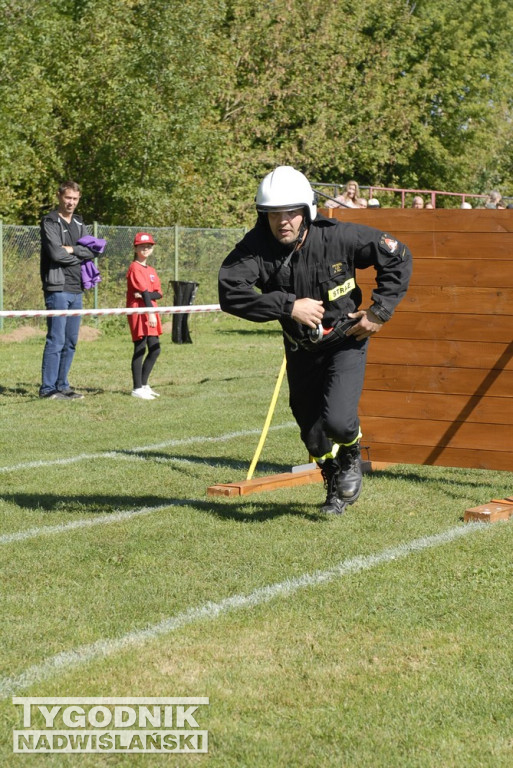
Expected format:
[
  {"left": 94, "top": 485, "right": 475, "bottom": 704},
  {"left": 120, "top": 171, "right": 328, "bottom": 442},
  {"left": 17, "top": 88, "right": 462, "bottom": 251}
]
[
  {"left": 0, "top": 503, "right": 183, "bottom": 545},
  {"left": 0, "top": 423, "right": 297, "bottom": 546},
  {"left": 0, "top": 423, "right": 296, "bottom": 474},
  {"left": 0, "top": 522, "right": 491, "bottom": 699}
]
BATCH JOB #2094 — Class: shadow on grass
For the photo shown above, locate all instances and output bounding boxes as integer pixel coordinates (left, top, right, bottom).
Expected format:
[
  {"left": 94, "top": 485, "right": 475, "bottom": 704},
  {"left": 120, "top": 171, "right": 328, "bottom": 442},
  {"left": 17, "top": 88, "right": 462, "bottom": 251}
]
[
  {"left": 369, "top": 465, "right": 505, "bottom": 491},
  {"left": 1, "top": 492, "right": 326, "bottom": 523},
  {"left": 1, "top": 377, "right": 283, "bottom": 396},
  {"left": 0, "top": 384, "right": 33, "bottom": 396},
  {"left": 195, "top": 497, "right": 326, "bottom": 523},
  {"left": 217, "top": 329, "right": 282, "bottom": 337},
  {"left": 197, "top": 372, "right": 271, "bottom": 384},
  {"left": 0, "top": 383, "right": 107, "bottom": 399},
  {"left": 118, "top": 452, "right": 505, "bottom": 503},
  {"left": 116, "top": 449, "right": 292, "bottom": 476}
]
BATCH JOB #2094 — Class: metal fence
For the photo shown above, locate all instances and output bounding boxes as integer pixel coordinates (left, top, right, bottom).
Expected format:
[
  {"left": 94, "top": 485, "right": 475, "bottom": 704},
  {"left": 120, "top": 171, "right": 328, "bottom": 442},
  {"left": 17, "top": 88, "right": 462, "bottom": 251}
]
[{"left": 0, "top": 223, "right": 246, "bottom": 330}]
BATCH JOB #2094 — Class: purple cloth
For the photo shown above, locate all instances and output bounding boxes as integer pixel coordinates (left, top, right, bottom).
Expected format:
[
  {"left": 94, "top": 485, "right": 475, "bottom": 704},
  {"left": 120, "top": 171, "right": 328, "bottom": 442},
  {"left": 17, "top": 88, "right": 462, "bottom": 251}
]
[
  {"left": 81, "top": 259, "right": 102, "bottom": 290},
  {"left": 77, "top": 235, "right": 107, "bottom": 254}
]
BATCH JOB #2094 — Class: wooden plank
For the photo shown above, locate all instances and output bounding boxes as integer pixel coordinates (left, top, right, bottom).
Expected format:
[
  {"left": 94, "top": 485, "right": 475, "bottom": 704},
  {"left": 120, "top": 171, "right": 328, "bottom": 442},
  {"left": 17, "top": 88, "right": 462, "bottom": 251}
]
[
  {"left": 358, "top": 232, "right": 513, "bottom": 261},
  {"left": 358, "top": 259, "right": 513, "bottom": 288},
  {"left": 364, "top": 364, "right": 513, "bottom": 398},
  {"left": 370, "top": 313, "right": 513, "bottom": 343},
  {"left": 360, "top": 416, "right": 512, "bottom": 453},
  {"left": 367, "top": 338, "right": 513, "bottom": 370},
  {"left": 358, "top": 443, "right": 513, "bottom": 472},
  {"left": 207, "top": 468, "right": 323, "bottom": 497},
  {"left": 322, "top": 207, "right": 513, "bottom": 233},
  {"left": 430, "top": 232, "right": 513, "bottom": 260},
  {"left": 464, "top": 502, "right": 513, "bottom": 523},
  {"left": 391, "top": 286, "right": 513, "bottom": 314},
  {"left": 355, "top": 283, "right": 513, "bottom": 314},
  {"left": 206, "top": 461, "right": 375, "bottom": 497},
  {"left": 359, "top": 391, "right": 513, "bottom": 425}
]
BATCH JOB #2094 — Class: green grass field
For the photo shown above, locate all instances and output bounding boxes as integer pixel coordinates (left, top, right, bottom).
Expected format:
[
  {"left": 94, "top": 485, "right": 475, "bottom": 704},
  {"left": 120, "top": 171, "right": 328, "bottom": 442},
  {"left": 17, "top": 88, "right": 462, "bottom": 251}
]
[{"left": 1, "top": 314, "right": 512, "bottom": 767}]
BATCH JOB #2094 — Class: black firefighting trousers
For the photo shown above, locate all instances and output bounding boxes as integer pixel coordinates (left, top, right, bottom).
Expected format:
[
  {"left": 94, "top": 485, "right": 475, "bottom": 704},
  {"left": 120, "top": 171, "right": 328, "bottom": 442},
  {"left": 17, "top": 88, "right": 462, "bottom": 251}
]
[{"left": 285, "top": 336, "right": 369, "bottom": 460}]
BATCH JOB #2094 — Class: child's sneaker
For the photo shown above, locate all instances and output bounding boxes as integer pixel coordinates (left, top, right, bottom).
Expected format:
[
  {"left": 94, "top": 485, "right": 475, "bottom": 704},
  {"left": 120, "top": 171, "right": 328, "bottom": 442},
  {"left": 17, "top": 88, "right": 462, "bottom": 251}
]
[
  {"left": 142, "top": 385, "right": 160, "bottom": 397},
  {"left": 131, "top": 387, "right": 155, "bottom": 400}
]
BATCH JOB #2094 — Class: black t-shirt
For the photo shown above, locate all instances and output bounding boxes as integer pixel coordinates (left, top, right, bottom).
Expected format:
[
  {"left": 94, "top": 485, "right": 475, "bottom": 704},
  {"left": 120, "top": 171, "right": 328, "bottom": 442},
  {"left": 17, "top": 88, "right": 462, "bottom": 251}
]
[{"left": 61, "top": 216, "right": 83, "bottom": 293}]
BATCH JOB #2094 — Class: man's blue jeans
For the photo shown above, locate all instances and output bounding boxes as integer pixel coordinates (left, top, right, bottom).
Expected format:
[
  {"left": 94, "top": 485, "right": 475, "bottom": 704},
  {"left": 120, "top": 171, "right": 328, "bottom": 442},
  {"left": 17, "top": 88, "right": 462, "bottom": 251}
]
[{"left": 40, "top": 291, "right": 82, "bottom": 396}]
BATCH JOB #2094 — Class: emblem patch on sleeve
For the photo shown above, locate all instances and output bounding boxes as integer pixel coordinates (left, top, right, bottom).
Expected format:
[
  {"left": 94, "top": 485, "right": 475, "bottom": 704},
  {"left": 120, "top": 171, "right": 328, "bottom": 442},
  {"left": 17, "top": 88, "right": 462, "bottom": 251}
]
[
  {"left": 379, "top": 234, "right": 399, "bottom": 254},
  {"left": 330, "top": 262, "right": 344, "bottom": 277}
]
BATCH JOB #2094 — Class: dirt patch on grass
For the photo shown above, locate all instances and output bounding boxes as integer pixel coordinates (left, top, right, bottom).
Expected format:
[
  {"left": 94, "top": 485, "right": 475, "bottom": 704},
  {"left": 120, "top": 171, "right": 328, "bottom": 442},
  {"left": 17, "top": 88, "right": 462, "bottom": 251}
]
[
  {"left": 0, "top": 326, "right": 44, "bottom": 343},
  {"left": 78, "top": 325, "right": 101, "bottom": 341},
  {"left": 0, "top": 324, "right": 101, "bottom": 342}
]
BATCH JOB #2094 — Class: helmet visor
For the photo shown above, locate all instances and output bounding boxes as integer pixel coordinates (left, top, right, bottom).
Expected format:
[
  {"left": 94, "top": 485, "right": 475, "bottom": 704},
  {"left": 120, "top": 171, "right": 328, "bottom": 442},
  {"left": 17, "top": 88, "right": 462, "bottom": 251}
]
[{"left": 256, "top": 204, "right": 306, "bottom": 213}]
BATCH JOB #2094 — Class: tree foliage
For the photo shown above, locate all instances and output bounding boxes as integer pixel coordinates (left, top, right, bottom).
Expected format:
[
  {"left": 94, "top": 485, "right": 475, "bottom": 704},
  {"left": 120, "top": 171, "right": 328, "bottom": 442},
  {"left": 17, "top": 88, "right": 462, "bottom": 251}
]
[
  {"left": 397, "top": 0, "right": 513, "bottom": 193},
  {"left": 0, "top": 0, "right": 512, "bottom": 226}
]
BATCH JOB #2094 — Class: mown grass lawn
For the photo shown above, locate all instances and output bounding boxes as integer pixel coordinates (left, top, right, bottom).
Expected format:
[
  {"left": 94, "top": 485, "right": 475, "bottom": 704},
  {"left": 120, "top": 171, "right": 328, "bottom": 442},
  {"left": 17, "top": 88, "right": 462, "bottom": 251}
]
[{"left": 0, "top": 315, "right": 512, "bottom": 767}]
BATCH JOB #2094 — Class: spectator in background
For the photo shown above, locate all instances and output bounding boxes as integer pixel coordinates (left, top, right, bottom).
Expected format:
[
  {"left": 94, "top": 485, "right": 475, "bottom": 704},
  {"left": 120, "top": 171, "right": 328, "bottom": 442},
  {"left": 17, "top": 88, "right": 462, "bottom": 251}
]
[
  {"left": 461, "top": 201, "right": 473, "bottom": 209},
  {"left": 497, "top": 199, "right": 506, "bottom": 209},
  {"left": 126, "top": 232, "right": 163, "bottom": 400},
  {"left": 357, "top": 197, "right": 368, "bottom": 208},
  {"left": 325, "top": 180, "right": 361, "bottom": 209},
  {"left": 367, "top": 198, "right": 380, "bottom": 209},
  {"left": 485, "top": 190, "right": 502, "bottom": 209},
  {"left": 39, "top": 180, "right": 92, "bottom": 400},
  {"left": 425, "top": 202, "right": 434, "bottom": 209},
  {"left": 411, "top": 196, "right": 425, "bottom": 209}
]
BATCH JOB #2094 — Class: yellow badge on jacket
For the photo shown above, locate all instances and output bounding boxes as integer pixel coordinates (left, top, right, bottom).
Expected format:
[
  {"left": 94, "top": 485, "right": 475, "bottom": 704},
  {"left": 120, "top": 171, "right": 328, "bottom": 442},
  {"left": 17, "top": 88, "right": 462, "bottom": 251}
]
[{"left": 328, "top": 278, "right": 355, "bottom": 302}]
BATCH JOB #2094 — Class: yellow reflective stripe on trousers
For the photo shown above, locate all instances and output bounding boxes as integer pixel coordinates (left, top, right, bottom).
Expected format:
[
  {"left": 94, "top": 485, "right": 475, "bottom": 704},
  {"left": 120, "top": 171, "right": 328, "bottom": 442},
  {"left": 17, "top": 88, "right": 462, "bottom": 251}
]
[{"left": 313, "top": 430, "right": 362, "bottom": 462}]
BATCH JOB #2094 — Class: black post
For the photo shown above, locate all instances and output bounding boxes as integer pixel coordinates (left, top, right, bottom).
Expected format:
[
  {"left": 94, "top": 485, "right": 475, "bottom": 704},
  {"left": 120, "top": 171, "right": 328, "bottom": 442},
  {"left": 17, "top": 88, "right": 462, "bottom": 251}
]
[{"left": 170, "top": 280, "right": 199, "bottom": 344}]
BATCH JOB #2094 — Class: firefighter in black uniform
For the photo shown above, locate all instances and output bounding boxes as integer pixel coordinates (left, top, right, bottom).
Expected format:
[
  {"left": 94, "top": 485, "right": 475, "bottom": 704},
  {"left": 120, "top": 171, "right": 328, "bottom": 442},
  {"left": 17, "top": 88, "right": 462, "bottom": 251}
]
[{"left": 218, "top": 166, "right": 412, "bottom": 515}]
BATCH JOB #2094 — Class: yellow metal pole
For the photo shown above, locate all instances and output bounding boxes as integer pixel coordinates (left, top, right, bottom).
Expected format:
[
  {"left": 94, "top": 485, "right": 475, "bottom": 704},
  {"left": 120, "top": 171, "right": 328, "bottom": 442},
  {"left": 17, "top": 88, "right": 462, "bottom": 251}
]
[{"left": 246, "top": 355, "right": 287, "bottom": 481}]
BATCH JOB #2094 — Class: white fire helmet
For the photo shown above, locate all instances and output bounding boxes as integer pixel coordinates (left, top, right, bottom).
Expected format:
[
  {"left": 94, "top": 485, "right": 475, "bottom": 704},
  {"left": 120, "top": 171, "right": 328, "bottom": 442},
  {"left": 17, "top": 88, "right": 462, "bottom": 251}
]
[{"left": 255, "top": 166, "right": 317, "bottom": 222}]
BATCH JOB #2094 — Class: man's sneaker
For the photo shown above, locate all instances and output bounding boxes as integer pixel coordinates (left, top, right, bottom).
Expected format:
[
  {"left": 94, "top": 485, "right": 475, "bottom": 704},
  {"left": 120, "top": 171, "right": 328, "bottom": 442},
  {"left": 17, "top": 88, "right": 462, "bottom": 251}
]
[
  {"left": 336, "top": 443, "right": 363, "bottom": 504},
  {"left": 142, "top": 385, "right": 160, "bottom": 397},
  {"left": 131, "top": 387, "right": 155, "bottom": 400},
  {"left": 40, "top": 391, "right": 70, "bottom": 400},
  {"left": 320, "top": 459, "right": 346, "bottom": 515},
  {"left": 60, "top": 389, "right": 84, "bottom": 400}
]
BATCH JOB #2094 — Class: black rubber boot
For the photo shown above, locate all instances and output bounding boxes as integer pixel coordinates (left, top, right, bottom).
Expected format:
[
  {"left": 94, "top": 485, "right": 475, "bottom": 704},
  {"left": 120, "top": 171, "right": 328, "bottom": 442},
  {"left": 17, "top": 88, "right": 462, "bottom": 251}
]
[
  {"left": 335, "top": 443, "right": 363, "bottom": 504},
  {"left": 319, "top": 459, "right": 346, "bottom": 515}
]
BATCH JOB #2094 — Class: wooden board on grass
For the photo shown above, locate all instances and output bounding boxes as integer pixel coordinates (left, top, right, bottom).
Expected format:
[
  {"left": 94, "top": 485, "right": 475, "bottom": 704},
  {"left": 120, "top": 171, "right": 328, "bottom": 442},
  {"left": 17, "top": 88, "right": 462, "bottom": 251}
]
[{"left": 206, "top": 460, "right": 376, "bottom": 497}]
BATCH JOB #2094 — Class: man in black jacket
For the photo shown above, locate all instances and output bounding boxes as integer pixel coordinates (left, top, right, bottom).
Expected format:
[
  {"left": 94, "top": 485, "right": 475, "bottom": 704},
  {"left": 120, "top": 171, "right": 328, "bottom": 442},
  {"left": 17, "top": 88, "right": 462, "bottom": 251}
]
[
  {"left": 39, "top": 181, "right": 92, "bottom": 399},
  {"left": 218, "top": 166, "right": 412, "bottom": 515}
]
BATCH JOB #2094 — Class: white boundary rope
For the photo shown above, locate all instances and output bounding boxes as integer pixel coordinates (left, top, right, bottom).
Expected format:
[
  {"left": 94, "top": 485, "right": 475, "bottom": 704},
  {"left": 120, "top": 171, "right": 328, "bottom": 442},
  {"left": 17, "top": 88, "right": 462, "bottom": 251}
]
[{"left": 0, "top": 304, "right": 221, "bottom": 319}]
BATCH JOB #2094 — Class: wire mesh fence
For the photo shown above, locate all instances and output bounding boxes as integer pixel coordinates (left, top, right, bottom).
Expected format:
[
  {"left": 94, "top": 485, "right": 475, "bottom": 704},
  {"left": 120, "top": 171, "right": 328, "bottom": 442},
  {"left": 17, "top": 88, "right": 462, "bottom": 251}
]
[{"left": 0, "top": 223, "right": 246, "bottom": 329}]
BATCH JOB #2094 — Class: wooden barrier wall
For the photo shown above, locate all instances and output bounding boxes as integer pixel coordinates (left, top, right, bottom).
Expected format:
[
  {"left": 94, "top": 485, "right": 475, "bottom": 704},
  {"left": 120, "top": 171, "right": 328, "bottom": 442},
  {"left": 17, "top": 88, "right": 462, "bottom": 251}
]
[{"left": 322, "top": 208, "right": 513, "bottom": 472}]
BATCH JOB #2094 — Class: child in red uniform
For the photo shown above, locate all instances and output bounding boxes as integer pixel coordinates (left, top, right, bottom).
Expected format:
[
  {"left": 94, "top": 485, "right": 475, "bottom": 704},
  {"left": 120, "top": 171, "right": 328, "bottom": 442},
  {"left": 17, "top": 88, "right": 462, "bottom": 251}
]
[{"left": 126, "top": 232, "right": 163, "bottom": 400}]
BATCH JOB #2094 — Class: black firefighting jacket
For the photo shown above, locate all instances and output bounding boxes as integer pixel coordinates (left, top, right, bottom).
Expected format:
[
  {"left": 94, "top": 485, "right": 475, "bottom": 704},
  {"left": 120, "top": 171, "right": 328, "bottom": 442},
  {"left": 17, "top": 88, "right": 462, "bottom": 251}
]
[{"left": 218, "top": 213, "right": 412, "bottom": 345}]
